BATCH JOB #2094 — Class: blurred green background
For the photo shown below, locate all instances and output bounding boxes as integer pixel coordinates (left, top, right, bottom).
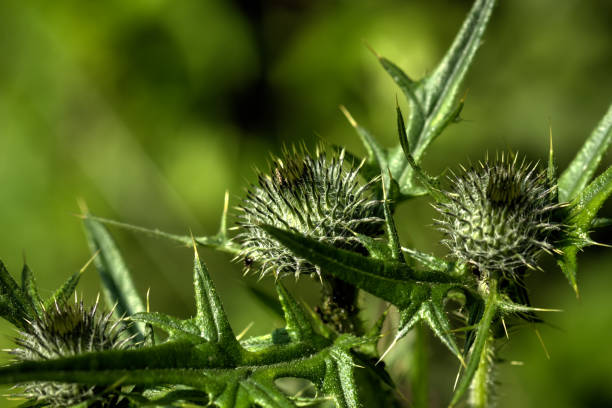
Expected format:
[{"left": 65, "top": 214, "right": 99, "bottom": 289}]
[{"left": 0, "top": 0, "right": 611, "bottom": 407}]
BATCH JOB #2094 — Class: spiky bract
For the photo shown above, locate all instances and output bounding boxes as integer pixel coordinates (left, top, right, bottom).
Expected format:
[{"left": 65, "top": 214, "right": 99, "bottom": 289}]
[
  {"left": 237, "top": 146, "right": 383, "bottom": 279},
  {"left": 11, "top": 297, "right": 132, "bottom": 407},
  {"left": 434, "top": 153, "right": 561, "bottom": 278}
]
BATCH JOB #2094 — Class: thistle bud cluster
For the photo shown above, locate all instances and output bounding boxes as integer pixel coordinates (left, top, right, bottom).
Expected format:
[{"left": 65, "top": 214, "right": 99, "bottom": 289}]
[
  {"left": 236, "top": 146, "right": 383, "bottom": 279},
  {"left": 11, "top": 297, "right": 133, "bottom": 407},
  {"left": 434, "top": 153, "right": 562, "bottom": 278}
]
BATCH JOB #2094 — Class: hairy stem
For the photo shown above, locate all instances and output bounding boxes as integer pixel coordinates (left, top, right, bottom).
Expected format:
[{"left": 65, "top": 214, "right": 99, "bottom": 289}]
[
  {"left": 411, "top": 323, "right": 429, "bottom": 408},
  {"left": 468, "top": 333, "right": 495, "bottom": 408}
]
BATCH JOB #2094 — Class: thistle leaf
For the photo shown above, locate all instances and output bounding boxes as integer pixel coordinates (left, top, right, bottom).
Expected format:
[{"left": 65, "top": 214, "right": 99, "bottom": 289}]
[
  {"left": 237, "top": 377, "right": 296, "bottom": 408},
  {"left": 419, "top": 0, "right": 495, "bottom": 133},
  {"left": 323, "top": 348, "right": 361, "bottom": 408},
  {"left": 43, "top": 269, "right": 83, "bottom": 310},
  {"left": 192, "top": 245, "right": 240, "bottom": 354},
  {"left": 21, "top": 263, "right": 42, "bottom": 315},
  {"left": 382, "top": 174, "right": 404, "bottom": 262},
  {"left": 567, "top": 165, "right": 612, "bottom": 231},
  {"left": 396, "top": 104, "right": 446, "bottom": 202},
  {"left": 82, "top": 218, "right": 146, "bottom": 337},
  {"left": 0, "top": 261, "right": 32, "bottom": 327},
  {"left": 377, "top": 0, "right": 496, "bottom": 198},
  {"left": 262, "top": 226, "right": 458, "bottom": 308},
  {"left": 131, "top": 312, "right": 202, "bottom": 342},
  {"left": 340, "top": 105, "right": 387, "bottom": 178},
  {"left": 558, "top": 104, "right": 612, "bottom": 202},
  {"left": 83, "top": 211, "right": 241, "bottom": 256},
  {"left": 557, "top": 165, "right": 612, "bottom": 293},
  {"left": 275, "top": 282, "right": 313, "bottom": 341},
  {"left": 401, "top": 247, "right": 450, "bottom": 273},
  {"left": 383, "top": 285, "right": 463, "bottom": 365}
]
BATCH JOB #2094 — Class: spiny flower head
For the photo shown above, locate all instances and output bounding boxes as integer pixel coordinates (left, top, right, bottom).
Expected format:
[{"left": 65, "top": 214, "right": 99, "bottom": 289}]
[
  {"left": 434, "top": 153, "right": 562, "bottom": 279},
  {"left": 11, "top": 296, "right": 133, "bottom": 407},
  {"left": 236, "top": 146, "right": 384, "bottom": 279}
]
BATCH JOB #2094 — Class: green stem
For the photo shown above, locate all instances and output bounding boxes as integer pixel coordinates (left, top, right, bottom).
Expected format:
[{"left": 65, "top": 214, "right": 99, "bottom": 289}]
[
  {"left": 411, "top": 323, "right": 429, "bottom": 408},
  {"left": 449, "top": 278, "right": 498, "bottom": 407},
  {"left": 468, "top": 333, "right": 494, "bottom": 408}
]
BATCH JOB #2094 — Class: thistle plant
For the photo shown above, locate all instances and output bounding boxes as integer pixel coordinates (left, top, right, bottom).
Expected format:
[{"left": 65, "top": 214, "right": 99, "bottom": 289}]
[
  {"left": 236, "top": 145, "right": 383, "bottom": 280},
  {"left": 0, "top": 0, "right": 611, "bottom": 407},
  {"left": 11, "top": 296, "right": 133, "bottom": 407},
  {"left": 434, "top": 153, "right": 562, "bottom": 278}
]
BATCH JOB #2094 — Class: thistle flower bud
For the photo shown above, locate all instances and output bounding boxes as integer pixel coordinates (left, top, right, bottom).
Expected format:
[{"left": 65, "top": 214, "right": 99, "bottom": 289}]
[
  {"left": 434, "top": 153, "right": 562, "bottom": 278},
  {"left": 236, "top": 146, "right": 383, "bottom": 279},
  {"left": 11, "top": 296, "right": 133, "bottom": 407}
]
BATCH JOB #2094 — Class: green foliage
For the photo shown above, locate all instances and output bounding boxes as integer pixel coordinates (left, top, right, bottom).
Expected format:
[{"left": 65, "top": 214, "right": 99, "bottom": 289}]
[{"left": 0, "top": 0, "right": 610, "bottom": 407}]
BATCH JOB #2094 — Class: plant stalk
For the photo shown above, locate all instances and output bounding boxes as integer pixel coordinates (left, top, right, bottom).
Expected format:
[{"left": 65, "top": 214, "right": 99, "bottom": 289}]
[
  {"left": 468, "top": 333, "right": 494, "bottom": 408},
  {"left": 411, "top": 323, "right": 429, "bottom": 408}
]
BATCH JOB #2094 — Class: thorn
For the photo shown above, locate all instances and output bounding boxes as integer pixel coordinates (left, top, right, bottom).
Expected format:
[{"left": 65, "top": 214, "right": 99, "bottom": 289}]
[
  {"left": 236, "top": 321, "right": 254, "bottom": 340},
  {"left": 534, "top": 328, "right": 550, "bottom": 360},
  {"left": 573, "top": 283, "right": 580, "bottom": 300},
  {"left": 219, "top": 191, "right": 230, "bottom": 236},
  {"left": 586, "top": 239, "right": 612, "bottom": 248},
  {"left": 146, "top": 288, "right": 151, "bottom": 313},
  {"left": 510, "top": 360, "right": 524, "bottom": 366},
  {"left": 362, "top": 39, "right": 380, "bottom": 58},
  {"left": 190, "top": 230, "right": 199, "bottom": 259},
  {"left": 453, "top": 364, "right": 463, "bottom": 391},
  {"left": 377, "top": 336, "right": 398, "bottom": 364},
  {"left": 339, "top": 105, "right": 357, "bottom": 128},
  {"left": 549, "top": 124, "right": 554, "bottom": 156},
  {"left": 80, "top": 250, "right": 100, "bottom": 274},
  {"left": 502, "top": 317, "right": 509, "bottom": 339}
]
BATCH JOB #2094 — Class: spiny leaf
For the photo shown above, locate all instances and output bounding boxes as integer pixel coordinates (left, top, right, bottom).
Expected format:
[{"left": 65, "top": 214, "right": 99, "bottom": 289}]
[
  {"left": 420, "top": 0, "right": 496, "bottom": 130},
  {"left": 567, "top": 165, "right": 612, "bottom": 230},
  {"left": 21, "top": 263, "right": 42, "bottom": 315},
  {"left": 558, "top": 104, "right": 612, "bottom": 202},
  {"left": 82, "top": 217, "right": 146, "bottom": 337},
  {"left": 381, "top": 285, "right": 464, "bottom": 365},
  {"left": 382, "top": 173, "right": 404, "bottom": 263},
  {"left": 0, "top": 340, "right": 231, "bottom": 386},
  {"left": 43, "top": 269, "right": 83, "bottom": 311},
  {"left": 131, "top": 312, "right": 201, "bottom": 342},
  {"left": 396, "top": 104, "right": 446, "bottom": 202},
  {"left": 82, "top": 205, "right": 240, "bottom": 256},
  {"left": 450, "top": 282, "right": 498, "bottom": 407},
  {"left": 192, "top": 244, "right": 240, "bottom": 354},
  {"left": 401, "top": 247, "right": 450, "bottom": 273},
  {"left": 557, "top": 165, "right": 612, "bottom": 294},
  {"left": 0, "top": 261, "right": 32, "bottom": 327},
  {"left": 262, "top": 226, "right": 458, "bottom": 309},
  {"left": 323, "top": 348, "right": 361, "bottom": 408},
  {"left": 275, "top": 282, "right": 313, "bottom": 341},
  {"left": 130, "top": 389, "right": 211, "bottom": 406},
  {"left": 377, "top": 0, "right": 496, "bottom": 198},
  {"left": 238, "top": 377, "right": 296, "bottom": 408},
  {"left": 339, "top": 105, "right": 388, "bottom": 181}
]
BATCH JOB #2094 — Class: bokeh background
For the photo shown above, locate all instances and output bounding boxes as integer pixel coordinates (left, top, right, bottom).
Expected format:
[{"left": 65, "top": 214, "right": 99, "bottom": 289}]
[{"left": 0, "top": 0, "right": 611, "bottom": 407}]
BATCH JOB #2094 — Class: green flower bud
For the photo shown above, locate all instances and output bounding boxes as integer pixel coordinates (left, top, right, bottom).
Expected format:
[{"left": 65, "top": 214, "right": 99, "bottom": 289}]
[
  {"left": 11, "top": 297, "right": 133, "bottom": 407},
  {"left": 434, "top": 153, "right": 562, "bottom": 278},
  {"left": 236, "top": 146, "right": 383, "bottom": 279}
]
